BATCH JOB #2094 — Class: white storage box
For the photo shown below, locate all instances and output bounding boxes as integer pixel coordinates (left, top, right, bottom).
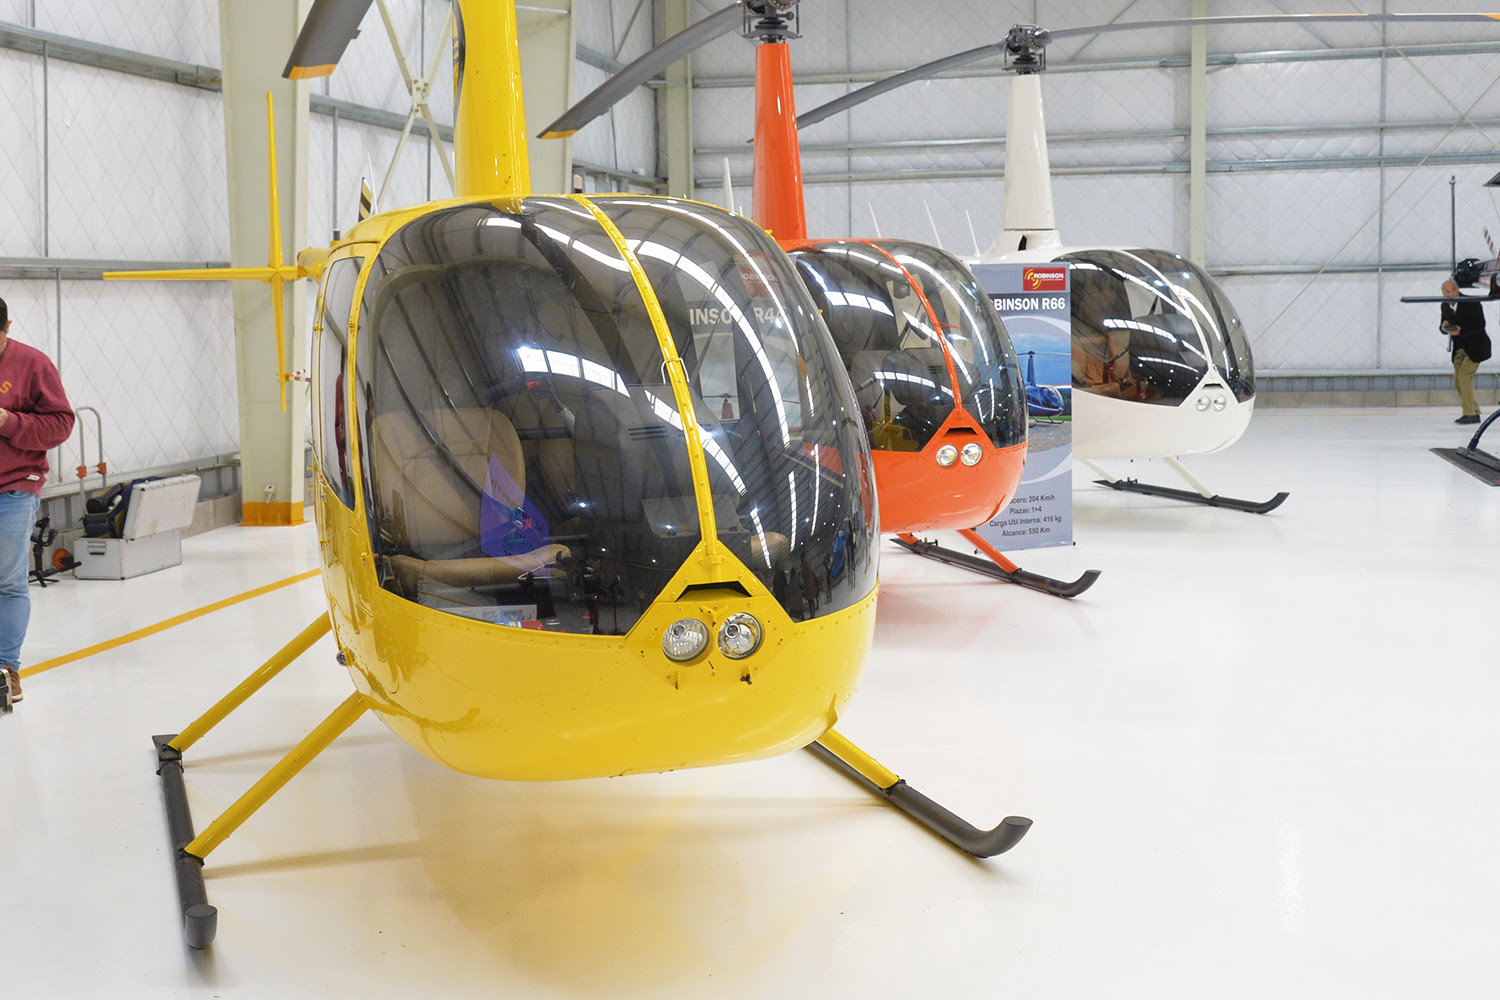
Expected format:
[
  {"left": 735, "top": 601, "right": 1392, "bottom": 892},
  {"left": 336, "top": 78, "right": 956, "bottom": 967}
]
[{"left": 74, "top": 474, "right": 201, "bottom": 581}]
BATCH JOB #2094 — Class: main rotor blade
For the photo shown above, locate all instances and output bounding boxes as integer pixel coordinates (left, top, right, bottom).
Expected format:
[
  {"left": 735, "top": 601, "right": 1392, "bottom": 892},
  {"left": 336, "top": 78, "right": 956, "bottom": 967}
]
[
  {"left": 540, "top": 2, "right": 743, "bottom": 138},
  {"left": 797, "top": 11, "right": 1500, "bottom": 130},
  {"left": 1043, "top": 11, "right": 1500, "bottom": 42},
  {"left": 283, "top": 0, "right": 376, "bottom": 79},
  {"left": 796, "top": 43, "right": 1003, "bottom": 129}
]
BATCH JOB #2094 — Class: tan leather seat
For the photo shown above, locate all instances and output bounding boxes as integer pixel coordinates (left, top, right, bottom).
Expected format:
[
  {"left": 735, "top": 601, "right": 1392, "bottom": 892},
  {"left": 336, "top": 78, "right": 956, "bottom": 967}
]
[{"left": 369, "top": 406, "right": 568, "bottom": 589}]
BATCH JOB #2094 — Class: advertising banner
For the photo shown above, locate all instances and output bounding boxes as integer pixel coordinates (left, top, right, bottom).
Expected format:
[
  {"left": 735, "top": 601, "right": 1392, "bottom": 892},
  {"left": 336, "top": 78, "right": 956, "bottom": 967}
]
[{"left": 970, "top": 263, "right": 1073, "bottom": 550}]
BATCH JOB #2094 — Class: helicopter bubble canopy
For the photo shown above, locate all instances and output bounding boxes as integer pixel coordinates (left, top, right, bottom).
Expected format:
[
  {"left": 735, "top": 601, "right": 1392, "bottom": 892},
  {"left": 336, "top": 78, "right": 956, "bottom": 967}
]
[
  {"left": 353, "top": 195, "right": 878, "bottom": 636},
  {"left": 1062, "top": 248, "right": 1254, "bottom": 407},
  {"left": 788, "top": 240, "right": 1026, "bottom": 454}
]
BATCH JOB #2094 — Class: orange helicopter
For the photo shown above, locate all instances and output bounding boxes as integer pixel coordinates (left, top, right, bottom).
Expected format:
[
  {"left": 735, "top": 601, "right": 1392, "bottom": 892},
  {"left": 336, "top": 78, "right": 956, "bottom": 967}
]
[
  {"left": 541, "top": 0, "right": 1099, "bottom": 598},
  {"left": 106, "top": 0, "right": 1030, "bottom": 950}
]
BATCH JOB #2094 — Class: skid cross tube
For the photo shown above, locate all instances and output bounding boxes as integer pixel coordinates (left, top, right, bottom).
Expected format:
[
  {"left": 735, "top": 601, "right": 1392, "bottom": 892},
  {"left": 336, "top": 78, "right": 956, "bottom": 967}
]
[
  {"left": 809, "top": 729, "right": 1031, "bottom": 857},
  {"left": 186, "top": 692, "right": 369, "bottom": 860},
  {"left": 893, "top": 532, "right": 1101, "bottom": 599},
  {"left": 171, "top": 614, "right": 331, "bottom": 753}
]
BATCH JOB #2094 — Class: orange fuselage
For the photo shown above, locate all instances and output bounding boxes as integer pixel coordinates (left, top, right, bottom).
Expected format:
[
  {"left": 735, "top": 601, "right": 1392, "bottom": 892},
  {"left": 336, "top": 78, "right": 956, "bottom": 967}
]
[{"left": 753, "top": 39, "right": 1026, "bottom": 537}]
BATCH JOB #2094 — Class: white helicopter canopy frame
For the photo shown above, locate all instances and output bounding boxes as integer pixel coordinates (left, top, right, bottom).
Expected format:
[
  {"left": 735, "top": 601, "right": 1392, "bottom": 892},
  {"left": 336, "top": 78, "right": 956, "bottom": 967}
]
[{"left": 369, "top": 0, "right": 456, "bottom": 211}]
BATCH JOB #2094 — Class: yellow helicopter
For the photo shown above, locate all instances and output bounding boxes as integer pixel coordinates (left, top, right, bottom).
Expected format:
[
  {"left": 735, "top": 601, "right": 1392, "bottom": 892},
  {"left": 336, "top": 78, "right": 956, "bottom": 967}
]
[{"left": 107, "top": 0, "right": 1030, "bottom": 950}]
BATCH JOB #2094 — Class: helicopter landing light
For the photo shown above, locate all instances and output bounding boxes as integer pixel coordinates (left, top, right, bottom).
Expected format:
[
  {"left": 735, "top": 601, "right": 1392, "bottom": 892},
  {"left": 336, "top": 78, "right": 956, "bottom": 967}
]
[
  {"left": 961, "top": 442, "right": 984, "bottom": 466},
  {"left": 935, "top": 444, "right": 959, "bottom": 467},
  {"left": 1195, "top": 395, "right": 1210, "bottom": 412},
  {"left": 718, "top": 613, "right": 763, "bottom": 659},
  {"left": 1213, "top": 395, "right": 1227, "bottom": 412},
  {"left": 663, "top": 619, "right": 711, "bottom": 662}
]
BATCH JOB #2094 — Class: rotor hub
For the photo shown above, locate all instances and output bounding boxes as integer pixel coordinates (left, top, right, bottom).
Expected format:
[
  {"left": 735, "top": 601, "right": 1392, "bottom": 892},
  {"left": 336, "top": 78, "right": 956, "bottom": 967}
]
[
  {"left": 744, "top": 0, "right": 800, "bottom": 42},
  {"left": 1003, "top": 24, "right": 1049, "bottom": 74}
]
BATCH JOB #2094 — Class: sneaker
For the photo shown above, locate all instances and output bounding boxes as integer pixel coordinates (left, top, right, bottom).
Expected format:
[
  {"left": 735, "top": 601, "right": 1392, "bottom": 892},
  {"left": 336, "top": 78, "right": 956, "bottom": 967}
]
[
  {"left": 5, "top": 666, "right": 19, "bottom": 704},
  {"left": 1456, "top": 414, "right": 1481, "bottom": 425}
]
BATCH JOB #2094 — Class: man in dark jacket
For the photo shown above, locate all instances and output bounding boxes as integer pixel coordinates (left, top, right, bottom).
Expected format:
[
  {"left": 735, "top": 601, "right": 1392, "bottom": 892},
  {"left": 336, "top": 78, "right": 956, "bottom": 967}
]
[
  {"left": 1440, "top": 278, "right": 1492, "bottom": 425},
  {"left": 0, "top": 297, "right": 75, "bottom": 706}
]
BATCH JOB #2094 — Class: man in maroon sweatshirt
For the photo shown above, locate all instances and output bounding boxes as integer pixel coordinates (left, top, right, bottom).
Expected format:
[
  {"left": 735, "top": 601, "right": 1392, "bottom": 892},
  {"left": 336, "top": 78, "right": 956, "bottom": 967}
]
[{"left": 0, "top": 297, "right": 75, "bottom": 706}]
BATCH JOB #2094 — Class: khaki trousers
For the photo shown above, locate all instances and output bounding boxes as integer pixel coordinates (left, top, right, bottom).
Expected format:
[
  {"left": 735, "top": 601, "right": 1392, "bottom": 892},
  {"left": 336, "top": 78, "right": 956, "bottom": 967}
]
[{"left": 1453, "top": 348, "right": 1481, "bottom": 416}]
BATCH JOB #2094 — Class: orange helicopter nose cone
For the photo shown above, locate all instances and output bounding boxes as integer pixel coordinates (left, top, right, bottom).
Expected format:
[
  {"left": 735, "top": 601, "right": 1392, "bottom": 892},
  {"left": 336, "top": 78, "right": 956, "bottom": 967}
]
[{"left": 875, "top": 436, "right": 1027, "bottom": 536}]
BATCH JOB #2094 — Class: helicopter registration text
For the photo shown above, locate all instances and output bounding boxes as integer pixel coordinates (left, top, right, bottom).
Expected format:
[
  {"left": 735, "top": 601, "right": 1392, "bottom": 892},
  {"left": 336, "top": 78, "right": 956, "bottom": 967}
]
[
  {"left": 991, "top": 295, "right": 1067, "bottom": 312},
  {"left": 690, "top": 305, "right": 782, "bottom": 326}
]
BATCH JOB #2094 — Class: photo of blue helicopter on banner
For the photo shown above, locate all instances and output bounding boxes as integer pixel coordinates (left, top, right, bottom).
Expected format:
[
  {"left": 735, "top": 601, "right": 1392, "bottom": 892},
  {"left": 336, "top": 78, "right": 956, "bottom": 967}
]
[{"left": 971, "top": 262, "right": 1073, "bottom": 550}]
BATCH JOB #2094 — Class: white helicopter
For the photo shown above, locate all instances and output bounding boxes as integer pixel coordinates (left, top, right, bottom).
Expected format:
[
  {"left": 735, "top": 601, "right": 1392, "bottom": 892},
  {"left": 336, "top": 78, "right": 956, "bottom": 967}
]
[{"left": 797, "top": 11, "right": 1500, "bottom": 513}]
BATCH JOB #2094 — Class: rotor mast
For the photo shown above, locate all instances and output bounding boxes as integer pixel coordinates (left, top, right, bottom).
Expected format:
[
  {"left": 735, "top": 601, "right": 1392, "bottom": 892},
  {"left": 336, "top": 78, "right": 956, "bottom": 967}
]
[
  {"left": 986, "top": 25, "right": 1059, "bottom": 258},
  {"left": 749, "top": 2, "right": 808, "bottom": 242},
  {"left": 452, "top": 0, "right": 532, "bottom": 199}
]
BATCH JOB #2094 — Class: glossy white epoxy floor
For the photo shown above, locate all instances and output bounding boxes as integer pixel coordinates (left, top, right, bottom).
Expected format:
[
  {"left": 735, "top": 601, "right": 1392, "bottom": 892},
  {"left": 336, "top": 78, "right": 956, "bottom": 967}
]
[{"left": 3, "top": 408, "right": 1497, "bottom": 999}]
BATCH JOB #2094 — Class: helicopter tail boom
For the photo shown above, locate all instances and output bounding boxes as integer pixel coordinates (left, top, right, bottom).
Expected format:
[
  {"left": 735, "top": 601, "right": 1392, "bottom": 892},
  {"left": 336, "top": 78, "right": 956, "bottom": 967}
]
[{"left": 808, "top": 729, "right": 1032, "bottom": 858}]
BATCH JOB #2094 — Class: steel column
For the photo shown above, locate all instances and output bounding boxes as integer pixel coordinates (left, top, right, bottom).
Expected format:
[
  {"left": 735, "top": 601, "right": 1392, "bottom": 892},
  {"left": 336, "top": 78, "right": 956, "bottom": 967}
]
[
  {"left": 1189, "top": 0, "right": 1207, "bottom": 265},
  {"left": 217, "top": 0, "right": 311, "bottom": 526},
  {"left": 517, "top": 0, "right": 576, "bottom": 196},
  {"left": 664, "top": 0, "right": 693, "bottom": 198}
]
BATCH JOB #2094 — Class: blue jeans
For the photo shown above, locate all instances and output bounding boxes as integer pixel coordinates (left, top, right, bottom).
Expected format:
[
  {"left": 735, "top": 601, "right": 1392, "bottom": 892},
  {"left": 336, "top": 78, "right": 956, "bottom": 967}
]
[{"left": 0, "top": 490, "right": 39, "bottom": 669}]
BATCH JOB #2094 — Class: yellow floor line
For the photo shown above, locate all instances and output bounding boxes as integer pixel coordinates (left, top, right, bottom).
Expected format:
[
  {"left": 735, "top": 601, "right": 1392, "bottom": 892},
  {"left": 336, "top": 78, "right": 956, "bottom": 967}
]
[{"left": 22, "top": 568, "right": 323, "bottom": 678}]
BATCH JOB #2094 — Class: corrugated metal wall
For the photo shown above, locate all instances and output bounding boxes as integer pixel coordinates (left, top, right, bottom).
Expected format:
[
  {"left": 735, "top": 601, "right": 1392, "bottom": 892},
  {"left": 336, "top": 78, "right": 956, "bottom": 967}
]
[
  {"left": 683, "top": 0, "right": 1500, "bottom": 379},
  {"left": 4, "top": 0, "right": 1498, "bottom": 488},
  {"left": 0, "top": 0, "right": 657, "bottom": 489}
]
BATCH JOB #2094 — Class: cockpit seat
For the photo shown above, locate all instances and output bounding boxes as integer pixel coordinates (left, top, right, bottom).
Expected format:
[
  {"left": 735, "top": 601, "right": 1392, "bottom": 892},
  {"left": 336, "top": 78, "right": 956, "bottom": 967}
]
[{"left": 370, "top": 406, "right": 568, "bottom": 589}]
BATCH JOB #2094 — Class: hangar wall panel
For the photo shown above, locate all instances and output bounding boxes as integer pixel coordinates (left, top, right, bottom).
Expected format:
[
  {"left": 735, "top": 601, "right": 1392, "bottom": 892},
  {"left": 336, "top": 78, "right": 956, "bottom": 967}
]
[
  {"left": 1207, "top": 61, "right": 1381, "bottom": 129},
  {"left": 0, "top": 0, "right": 651, "bottom": 487},
  {"left": 689, "top": 0, "right": 1500, "bottom": 377},
  {"left": 1206, "top": 170, "right": 1382, "bottom": 266},
  {"left": 1381, "top": 269, "right": 1455, "bottom": 370},
  {"left": 47, "top": 64, "right": 228, "bottom": 262},
  {"left": 570, "top": 61, "right": 655, "bottom": 179},
  {"left": 38, "top": 0, "right": 221, "bottom": 66},
  {"left": 0, "top": 277, "right": 237, "bottom": 477},
  {"left": 1219, "top": 274, "right": 1380, "bottom": 372},
  {"left": 0, "top": 51, "right": 44, "bottom": 258}
]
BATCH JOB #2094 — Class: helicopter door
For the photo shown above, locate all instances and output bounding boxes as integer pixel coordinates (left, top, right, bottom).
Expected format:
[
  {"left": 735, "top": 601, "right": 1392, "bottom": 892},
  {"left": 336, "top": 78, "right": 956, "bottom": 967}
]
[{"left": 312, "top": 256, "right": 363, "bottom": 511}]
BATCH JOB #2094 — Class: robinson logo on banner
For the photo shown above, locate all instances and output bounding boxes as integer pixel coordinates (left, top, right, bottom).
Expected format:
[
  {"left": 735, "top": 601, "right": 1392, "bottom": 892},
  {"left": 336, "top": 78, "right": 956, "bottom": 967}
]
[{"left": 971, "top": 262, "right": 1073, "bottom": 550}]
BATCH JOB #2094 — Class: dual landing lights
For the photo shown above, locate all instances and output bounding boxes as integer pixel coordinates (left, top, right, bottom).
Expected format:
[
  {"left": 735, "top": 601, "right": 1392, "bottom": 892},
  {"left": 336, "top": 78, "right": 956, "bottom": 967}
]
[{"left": 152, "top": 616, "right": 1032, "bottom": 951}]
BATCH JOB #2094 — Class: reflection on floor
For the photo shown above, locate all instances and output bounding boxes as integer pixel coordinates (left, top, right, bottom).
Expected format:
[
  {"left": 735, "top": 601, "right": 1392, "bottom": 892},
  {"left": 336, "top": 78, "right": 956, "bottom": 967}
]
[{"left": 3, "top": 408, "right": 1497, "bottom": 999}]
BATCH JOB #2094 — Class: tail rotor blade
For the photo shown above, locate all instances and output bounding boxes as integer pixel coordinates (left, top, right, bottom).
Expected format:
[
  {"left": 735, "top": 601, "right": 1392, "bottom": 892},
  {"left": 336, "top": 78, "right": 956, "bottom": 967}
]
[
  {"left": 283, "top": 0, "right": 376, "bottom": 80},
  {"left": 539, "top": 2, "right": 743, "bottom": 139}
]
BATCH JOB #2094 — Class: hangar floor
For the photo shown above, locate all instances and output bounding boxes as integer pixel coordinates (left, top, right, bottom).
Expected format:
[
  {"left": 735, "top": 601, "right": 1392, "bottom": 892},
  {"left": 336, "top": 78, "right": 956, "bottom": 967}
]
[{"left": 3, "top": 408, "right": 1496, "bottom": 999}]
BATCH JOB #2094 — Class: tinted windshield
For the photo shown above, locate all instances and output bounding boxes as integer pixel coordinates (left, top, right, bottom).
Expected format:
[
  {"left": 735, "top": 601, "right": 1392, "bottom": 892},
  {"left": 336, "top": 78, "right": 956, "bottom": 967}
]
[
  {"left": 1127, "top": 249, "right": 1254, "bottom": 402},
  {"left": 791, "top": 241, "right": 1025, "bottom": 451},
  {"left": 1061, "top": 250, "right": 1212, "bottom": 406},
  {"left": 875, "top": 241, "right": 1026, "bottom": 449},
  {"left": 354, "top": 196, "right": 877, "bottom": 635}
]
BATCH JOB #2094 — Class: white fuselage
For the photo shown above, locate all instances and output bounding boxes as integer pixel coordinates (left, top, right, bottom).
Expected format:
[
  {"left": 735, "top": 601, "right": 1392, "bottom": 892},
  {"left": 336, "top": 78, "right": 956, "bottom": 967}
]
[
  {"left": 972, "top": 244, "right": 1256, "bottom": 460},
  {"left": 965, "top": 71, "right": 1257, "bottom": 461}
]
